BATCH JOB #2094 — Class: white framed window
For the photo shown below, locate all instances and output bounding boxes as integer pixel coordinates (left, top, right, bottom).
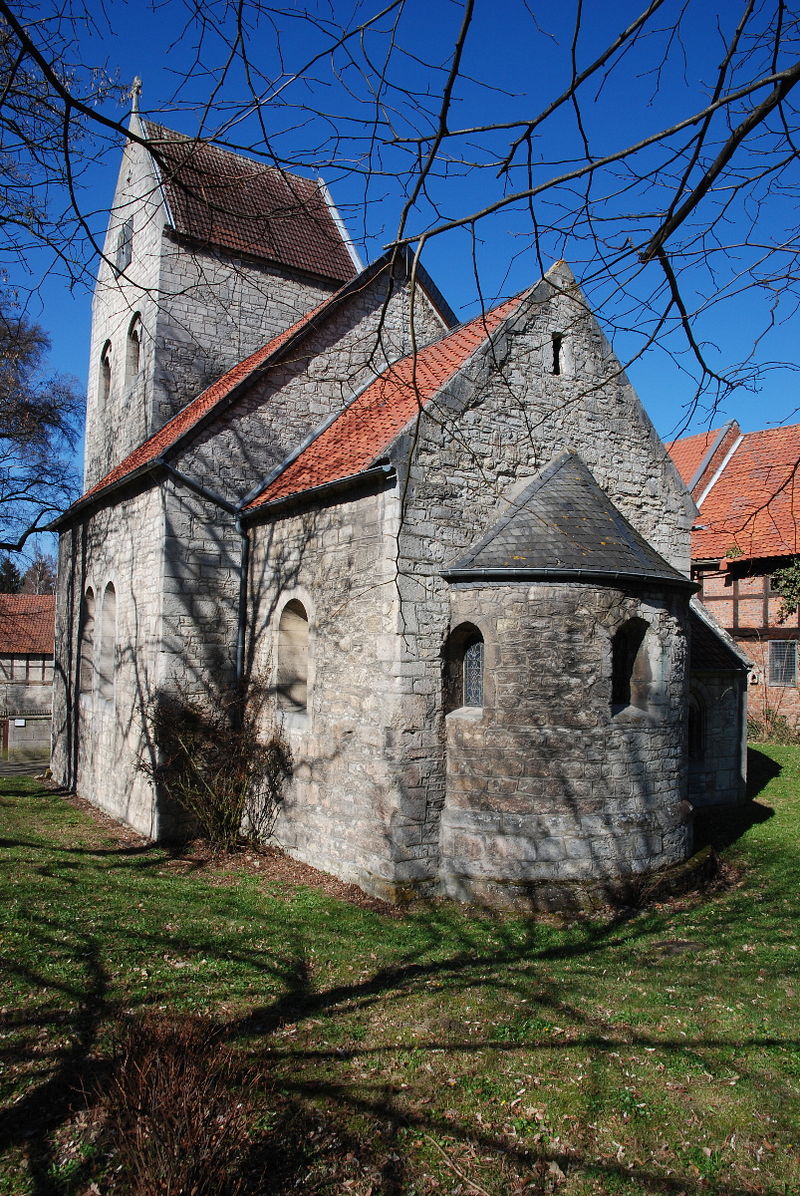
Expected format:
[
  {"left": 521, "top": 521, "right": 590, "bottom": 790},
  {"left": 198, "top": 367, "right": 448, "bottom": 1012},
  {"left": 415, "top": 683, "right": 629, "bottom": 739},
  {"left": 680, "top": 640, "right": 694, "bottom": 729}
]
[{"left": 768, "top": 640, "right": 797, "bottom": 686}]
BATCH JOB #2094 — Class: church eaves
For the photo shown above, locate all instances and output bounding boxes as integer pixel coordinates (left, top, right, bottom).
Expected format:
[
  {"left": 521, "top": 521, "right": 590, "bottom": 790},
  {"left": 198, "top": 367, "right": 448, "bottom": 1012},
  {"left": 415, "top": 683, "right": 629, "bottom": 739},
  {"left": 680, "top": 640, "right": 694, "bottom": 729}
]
[
  {"left": 142, "top": 121, "right": 359, "bottom": 282},
  {"left": 442, "top": 451, "right": 694, "bottom": 589}
]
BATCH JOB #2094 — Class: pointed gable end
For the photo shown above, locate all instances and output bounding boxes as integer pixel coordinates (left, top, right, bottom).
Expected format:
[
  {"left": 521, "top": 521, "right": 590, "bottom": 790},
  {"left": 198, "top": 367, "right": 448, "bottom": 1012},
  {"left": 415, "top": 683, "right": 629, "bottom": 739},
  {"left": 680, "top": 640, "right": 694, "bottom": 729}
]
[{"left": 244, "top": 290, "right": 529, "bottom": 512}]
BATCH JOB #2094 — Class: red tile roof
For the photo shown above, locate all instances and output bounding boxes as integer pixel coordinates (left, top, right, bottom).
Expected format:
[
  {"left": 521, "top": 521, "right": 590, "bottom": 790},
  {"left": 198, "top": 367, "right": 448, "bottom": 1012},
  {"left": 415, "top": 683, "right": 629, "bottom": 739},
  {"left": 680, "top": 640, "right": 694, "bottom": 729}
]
[
  {"left": 247, "top": 292, "right": 528, "bottom": 509},
  {"left": 82, "top": 293, "right": 336, "bottom": 503},
  {"left": 666, "top": 428, "right": 722, "bottom": 488},
  {"left": 143, "top": 122, "right": 357, "bottom": 283},
  {"left": 669, "top": 424, "right": 800, "bottom": 561},
  {"left": 0, "top": 594, "right": 55, "bottom": 655}
]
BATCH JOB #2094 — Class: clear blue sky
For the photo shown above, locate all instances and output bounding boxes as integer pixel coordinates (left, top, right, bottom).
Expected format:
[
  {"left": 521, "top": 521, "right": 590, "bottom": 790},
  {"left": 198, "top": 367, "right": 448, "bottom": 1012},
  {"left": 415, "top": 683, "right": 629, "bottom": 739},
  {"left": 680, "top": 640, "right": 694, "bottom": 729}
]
[{"left": 14, "top": 0, "right": 800, "bottom": 448}]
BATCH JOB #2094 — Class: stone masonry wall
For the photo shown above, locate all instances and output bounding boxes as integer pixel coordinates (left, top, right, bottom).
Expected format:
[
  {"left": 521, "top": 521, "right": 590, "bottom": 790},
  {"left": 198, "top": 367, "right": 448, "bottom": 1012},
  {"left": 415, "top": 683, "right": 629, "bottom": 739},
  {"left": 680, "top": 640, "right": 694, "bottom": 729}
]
[
  {"left": 249, "top": 485, "right": 417, "bottom": 897},
  {"left": 441, "top": 583, "right": 692, "bottom": 908},
  {"left": 52, "top": 487, "right": 165, "bottom": 837},
  {"left": 688, "top": 670, "right": 748, "bottom": 806},
  {"left": 175, "top": 266, "right": 449, "bottom": 506},
  {"left": 366, "top": 266, "right": 697, "bottom": 896}
]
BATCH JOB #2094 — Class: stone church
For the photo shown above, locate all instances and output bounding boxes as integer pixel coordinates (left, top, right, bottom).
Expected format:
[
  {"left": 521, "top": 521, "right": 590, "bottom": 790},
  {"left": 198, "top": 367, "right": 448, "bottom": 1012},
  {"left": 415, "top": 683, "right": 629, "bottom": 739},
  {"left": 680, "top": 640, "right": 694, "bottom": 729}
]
[{"left": 52, "top": 116, "right": 748, "bottom": 908}]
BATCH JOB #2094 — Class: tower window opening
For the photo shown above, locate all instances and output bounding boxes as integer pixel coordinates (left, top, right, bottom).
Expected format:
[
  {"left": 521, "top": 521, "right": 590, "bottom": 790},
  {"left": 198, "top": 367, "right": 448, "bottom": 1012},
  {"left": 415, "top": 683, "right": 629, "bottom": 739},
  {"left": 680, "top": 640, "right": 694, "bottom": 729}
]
[
  {"left": 99, "top": 341, "right": 112, "bottom": 406},
  {"left": 552, "top": 332, "right": 563, "bottom": 376}
]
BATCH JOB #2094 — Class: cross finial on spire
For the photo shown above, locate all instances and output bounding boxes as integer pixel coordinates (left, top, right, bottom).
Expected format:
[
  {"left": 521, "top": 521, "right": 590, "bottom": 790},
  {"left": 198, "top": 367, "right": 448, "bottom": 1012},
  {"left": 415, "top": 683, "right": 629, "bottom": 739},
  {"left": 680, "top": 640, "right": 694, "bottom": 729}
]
[{"left": 130, "top": 77, "right": 142, "bottom": 115}]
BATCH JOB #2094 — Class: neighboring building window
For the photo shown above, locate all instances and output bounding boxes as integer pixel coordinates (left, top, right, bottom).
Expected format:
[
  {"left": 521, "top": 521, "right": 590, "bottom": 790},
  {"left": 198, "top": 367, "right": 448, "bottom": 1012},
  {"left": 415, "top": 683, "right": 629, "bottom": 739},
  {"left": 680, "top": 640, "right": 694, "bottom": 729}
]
[
  {"left": 115, "top": 217, "right": 133, "bottom": 274},
  {"left": 126, "top": 313, "right": 142, "bottom": 382},
  {"left": 99, "top": 341, "right": 112, "bottom": 406},
  {"left": 98, "top": 583, "right": 116, "bottom": 702},
  {"left": 611, "top": 617, "right": 650, "bottom": 712},
  {"left": 79, "top": 588, "right": 95, "bottom": 693},
  {"left": 768, "top": 640, "right": 797, "bottom": 686},
  {"left": 277, "top": 599, "right": 309, "bottom": 712},
  {"left": 444, "top": 623, "right": 485, "bottom": 712}
]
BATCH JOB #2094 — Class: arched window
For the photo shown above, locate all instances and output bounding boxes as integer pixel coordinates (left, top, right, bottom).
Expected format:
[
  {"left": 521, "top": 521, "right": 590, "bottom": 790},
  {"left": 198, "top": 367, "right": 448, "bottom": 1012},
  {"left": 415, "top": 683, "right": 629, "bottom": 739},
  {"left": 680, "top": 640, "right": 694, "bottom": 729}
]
[
  {"left": 115, "top": 216, "right": 133, "bottom": 274},
  {"left": 79, "top": 588, "right": 95, "bottom": 693},
  {"left": 99, "top": 340, "right": 112, "bottom": 406},
  {"left": 98, "top": 583, "right": 116, "bottom": 702},
  {"left": 611, "top": 617, "right": 650, "bottom": 712},
  {"left": 277, "top": 599, "right": 309, "bottom": 712},
  {"left": 444, "top": 623, "right": 485, "bottom": 712},
  {"left": 688, "top": 693, "right": 705, "bottom": 760},
  {"left": 126, "top": 313, "right": 142, "bottom": 382}
]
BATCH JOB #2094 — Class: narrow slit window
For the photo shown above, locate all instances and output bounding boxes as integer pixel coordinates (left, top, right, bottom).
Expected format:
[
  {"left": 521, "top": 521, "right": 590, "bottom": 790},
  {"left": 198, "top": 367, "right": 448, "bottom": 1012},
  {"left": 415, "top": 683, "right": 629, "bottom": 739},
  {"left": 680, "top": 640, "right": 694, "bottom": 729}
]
[
  {"left": 552, "top": 332, "right": 563, "bottom": 376},
  {"left": 444, "top": 623, "right": 485, "bottom": 712},
  {"left": 463, "top": 637, "right": 484, "bottom": 707},
  {"left": 79, "top": 588, "right": 95, "bottom": 693},
  {"left": 277, "top": 599, "right": 309, "bottom": 712},
  {"left": 611, "top": 617, "right": 650, "bottom": 712},
  {"left": 115, "top": 217, "right": 133, "bottom": 274},
  {"left": 99, "top": 341, "right": 112, "bottom": 406},
  {"left": 98, "top": 583, "right": 116, "bottom": 702},
  {"left": 126, "top": 313, "right": 142, "bottom": 382}
]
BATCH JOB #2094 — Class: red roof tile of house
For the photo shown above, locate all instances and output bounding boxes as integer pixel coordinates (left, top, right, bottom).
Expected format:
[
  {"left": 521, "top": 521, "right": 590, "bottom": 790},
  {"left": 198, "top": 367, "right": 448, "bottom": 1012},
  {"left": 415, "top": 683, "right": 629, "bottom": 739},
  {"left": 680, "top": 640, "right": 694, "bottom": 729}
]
[
  {"left": 143, "top": 122, "right": 358, "bottom": 283},
  {"left": 671, "top": 424, "right": 800, "bottom": 562},
  {"left": 0, "top": 594, "right": 55, "bottom": 655},
  {"left": 81, "top": 293, "right": 336, "bottom": 503},
  {"left": 666, "top": 428, "right": 722, "bottom": 488},
  {"left": 247, "top": 292, "right": 528, "bottom": 510}
]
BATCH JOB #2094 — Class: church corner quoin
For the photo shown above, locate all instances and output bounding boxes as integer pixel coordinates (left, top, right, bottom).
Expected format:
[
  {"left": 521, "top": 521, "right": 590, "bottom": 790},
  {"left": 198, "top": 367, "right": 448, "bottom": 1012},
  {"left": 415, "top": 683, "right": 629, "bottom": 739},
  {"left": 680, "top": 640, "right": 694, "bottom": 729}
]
[{"left": 51, "top": 120, "right": 749, "bottom": 911}]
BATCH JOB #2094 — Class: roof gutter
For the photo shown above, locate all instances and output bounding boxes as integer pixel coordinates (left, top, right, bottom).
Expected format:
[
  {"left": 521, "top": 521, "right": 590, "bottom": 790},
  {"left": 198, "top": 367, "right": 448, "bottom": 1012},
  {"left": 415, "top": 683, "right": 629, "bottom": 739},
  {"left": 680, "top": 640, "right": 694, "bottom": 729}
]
[
  {"left": 241, "top": 464, "right": 395, "bottom": 523},
  {"left": 442, "top": 566, "right": 697, "bottom": 592}
]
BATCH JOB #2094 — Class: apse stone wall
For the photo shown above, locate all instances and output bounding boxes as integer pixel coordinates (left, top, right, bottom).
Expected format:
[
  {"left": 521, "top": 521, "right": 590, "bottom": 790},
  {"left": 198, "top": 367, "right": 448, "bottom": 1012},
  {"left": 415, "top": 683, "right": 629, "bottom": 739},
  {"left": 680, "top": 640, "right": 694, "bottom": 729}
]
[{"left": 440, "top": 582, "right": 692, "bottom": 909}]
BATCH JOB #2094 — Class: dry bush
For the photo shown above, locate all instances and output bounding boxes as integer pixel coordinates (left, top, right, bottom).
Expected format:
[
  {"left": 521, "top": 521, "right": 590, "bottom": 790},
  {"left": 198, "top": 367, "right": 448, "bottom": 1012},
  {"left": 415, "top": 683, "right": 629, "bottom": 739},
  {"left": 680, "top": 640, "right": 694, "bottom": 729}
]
[
  {"left": 93, "top": 1014, "right": 255, "bottom": 1196},
  {"left": 142, "top": 680, "right": 293, "bottom": 851}
]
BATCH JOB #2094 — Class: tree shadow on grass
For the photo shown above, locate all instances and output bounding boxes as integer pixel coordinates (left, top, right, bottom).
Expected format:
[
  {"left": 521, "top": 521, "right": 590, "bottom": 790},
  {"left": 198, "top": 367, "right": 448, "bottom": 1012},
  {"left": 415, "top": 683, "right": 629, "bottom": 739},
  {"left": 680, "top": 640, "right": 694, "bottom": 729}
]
[{"left": 1, "top": 793, "right": 797, "bottom": 1196}]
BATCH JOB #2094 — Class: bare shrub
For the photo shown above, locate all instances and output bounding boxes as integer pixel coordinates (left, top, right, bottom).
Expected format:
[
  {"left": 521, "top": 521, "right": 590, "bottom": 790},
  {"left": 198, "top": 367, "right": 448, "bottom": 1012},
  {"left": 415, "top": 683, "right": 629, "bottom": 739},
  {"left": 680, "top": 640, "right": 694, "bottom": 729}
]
[
  {"left": 141, "top": 679, "right": 293, "bottom": 851},
  {"left": 747, "top": 705, "right": 800, "bottom": 746},
  {"left": 93, "top": 1014, "right": 254, "bottom": 1196}
]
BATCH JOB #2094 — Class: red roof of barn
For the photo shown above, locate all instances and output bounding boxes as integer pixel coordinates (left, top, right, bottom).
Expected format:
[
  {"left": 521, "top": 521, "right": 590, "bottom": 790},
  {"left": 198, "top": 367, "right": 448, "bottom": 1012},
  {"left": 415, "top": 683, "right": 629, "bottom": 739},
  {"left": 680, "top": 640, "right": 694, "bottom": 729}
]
[
  {"left": 143, "top": 121, "right": 358, "bottom": 283},
  {"left": 246, "top": 291, "right": 528, "bottom": 510},
  {"left": 667, "top": 423, "right": 800, "bottom": 562},
  {"left": 0, "top": 594, "right": 55, "bottom": 655}
]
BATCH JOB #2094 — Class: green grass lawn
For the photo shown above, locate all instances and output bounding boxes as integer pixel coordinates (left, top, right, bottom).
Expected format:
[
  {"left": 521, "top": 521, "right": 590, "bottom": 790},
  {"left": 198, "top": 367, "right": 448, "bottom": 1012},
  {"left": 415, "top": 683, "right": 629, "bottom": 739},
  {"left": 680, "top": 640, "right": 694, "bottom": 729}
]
[{"left": 0, "top": 748, "right": 798, "bottom": 1194}]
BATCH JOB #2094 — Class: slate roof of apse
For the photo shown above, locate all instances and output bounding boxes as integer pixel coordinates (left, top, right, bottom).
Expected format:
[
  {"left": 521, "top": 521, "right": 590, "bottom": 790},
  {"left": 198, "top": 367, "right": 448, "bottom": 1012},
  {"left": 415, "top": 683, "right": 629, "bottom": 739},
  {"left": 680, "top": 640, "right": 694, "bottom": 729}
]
[
  {"left": 689, "top": 601, "right": 750, "bottom": 672},
  {"left": 0, "top": 594, "right": 55, "bottom": 655},
  {"left": 442, "top": 451, "right": 691, "bottom": 587},
  {"left": 142, "top": 121, "right": 357, "bottom": 283},
  {"left": 668, "top": 423, "right": 800, "bottom": 562},
  {"left": 246, "top": 291, "right": 528, "bottom": 509}
]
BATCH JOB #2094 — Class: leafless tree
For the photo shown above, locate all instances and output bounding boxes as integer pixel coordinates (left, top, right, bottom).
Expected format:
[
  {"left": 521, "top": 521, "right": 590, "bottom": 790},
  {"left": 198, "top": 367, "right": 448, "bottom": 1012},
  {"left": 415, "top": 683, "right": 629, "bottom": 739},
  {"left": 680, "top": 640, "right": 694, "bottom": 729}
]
[
  {"left": 0, "top": 307, "right": 81, "bottom": 550},
  {"left": 0, "top": 1, "right": 798, "bottom": 431}
]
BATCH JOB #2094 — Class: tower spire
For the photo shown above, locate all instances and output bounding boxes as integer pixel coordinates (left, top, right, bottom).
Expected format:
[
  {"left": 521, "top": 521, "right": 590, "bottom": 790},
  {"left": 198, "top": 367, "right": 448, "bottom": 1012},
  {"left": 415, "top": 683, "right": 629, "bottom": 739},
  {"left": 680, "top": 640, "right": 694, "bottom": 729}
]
[{"left": 130, "top": 76, "right": 142, "bottom": 115}]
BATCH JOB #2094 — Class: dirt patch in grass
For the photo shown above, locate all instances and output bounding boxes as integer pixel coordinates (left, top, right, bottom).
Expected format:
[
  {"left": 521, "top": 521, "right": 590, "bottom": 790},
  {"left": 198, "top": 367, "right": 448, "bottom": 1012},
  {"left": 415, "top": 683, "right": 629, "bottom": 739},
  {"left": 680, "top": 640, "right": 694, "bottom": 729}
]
[{"left": 56, "top": 785, "right": 400, "bottom": 917}]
